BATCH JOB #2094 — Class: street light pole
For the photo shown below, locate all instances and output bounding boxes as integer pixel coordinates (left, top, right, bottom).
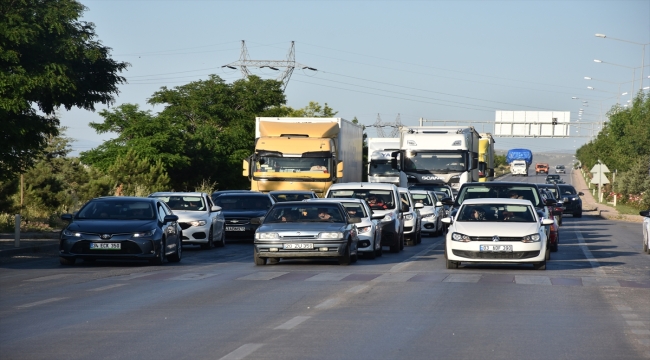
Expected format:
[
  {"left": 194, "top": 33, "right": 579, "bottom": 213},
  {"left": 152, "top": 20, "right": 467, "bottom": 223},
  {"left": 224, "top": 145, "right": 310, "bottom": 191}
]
[{"left": 595, "top": 33, "right": 649, "bottom": 94}]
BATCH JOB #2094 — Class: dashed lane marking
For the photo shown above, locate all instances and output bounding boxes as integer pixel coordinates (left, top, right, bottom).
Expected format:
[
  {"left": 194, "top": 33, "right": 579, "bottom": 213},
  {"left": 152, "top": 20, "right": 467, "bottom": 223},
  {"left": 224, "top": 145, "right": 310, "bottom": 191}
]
[
  {"left": 389, "top": 240, "right": 443, "bottom": 272},
  {"left": 346, "top": 284, "right": 369, "bottom": 293},
  {"left": 236, "top": 272, "right": 288, "bottom": 281},
  {"left": 219, "top": 344, "right": 264, "bottom": 360},
  {"left": 372, "top": 272, "right": 416, "bottom": 282},
  {"left": 168, "top": 273, "right": 219, "bottom": 281},
  {"left": 574, "top": 225, "right": 607, "bottom": 277},
  {"left": 88, "top": 284, "right": 126, "bottom": 292},
  {"left": 315, "top": 298, "right": 341, "bottom": 310},
  {"left": 17, "top": 297, "right": 67, "bottom": 309},
  {"left": 443, "top": 274, "right": 482, "bottom": 283},
  {"left": 305, "top": 272, "right": 351, "bottom": 281},
  {"left": 274, "top": 316, "right": 311, "bottom": 330},
  {"left": 25, "top": 274, "right": 70, "bottom": 282}
]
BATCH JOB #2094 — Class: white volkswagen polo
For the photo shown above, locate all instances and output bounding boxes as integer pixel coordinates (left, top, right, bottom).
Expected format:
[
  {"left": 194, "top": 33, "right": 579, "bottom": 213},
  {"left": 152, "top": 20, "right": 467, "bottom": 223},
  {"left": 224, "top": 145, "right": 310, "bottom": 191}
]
[{"left": 442, "top": 198, "right": 554, "bottom": 270}]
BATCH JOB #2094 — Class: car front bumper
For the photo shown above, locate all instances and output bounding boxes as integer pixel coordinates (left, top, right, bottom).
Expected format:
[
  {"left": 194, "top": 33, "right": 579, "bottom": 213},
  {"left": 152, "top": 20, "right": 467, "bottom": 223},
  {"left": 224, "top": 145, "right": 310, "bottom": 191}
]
[
  {"left": 59, "top": 237, "right": 160, "bottom": 260},
  {"left": 446, "top": 240, "right": 545, "bottom": 263},
  {"left": 254, "top": 239, "right": 352, "bottom": 258},
  {"left": 178, "top": 222, "right": 211, "bottom": 244}
]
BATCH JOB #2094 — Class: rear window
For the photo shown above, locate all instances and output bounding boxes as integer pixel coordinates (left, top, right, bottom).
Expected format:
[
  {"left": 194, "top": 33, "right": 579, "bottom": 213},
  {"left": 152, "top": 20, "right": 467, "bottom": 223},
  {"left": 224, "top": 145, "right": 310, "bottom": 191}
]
[
  {"left": 328, "top": 189, "right": 396, "bottom": 210},
  {"left": 215, "top": 195, "right": 272, "bottom": 211},
  {"left": 152, "top": 195, "right": 206, "bottom": 211},
  {"left": 558, "top": 185, "right": 577, "bottom": 196}
]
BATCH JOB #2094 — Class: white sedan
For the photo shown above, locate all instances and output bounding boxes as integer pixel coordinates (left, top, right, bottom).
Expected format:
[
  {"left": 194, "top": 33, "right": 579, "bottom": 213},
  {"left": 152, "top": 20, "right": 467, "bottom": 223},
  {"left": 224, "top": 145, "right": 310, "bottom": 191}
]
[
  {"left": 641, "top": 209, "right": 650, "bottom": 254},
  {"left": 442, "top": 198, "right": 554, "bottom": 270}
]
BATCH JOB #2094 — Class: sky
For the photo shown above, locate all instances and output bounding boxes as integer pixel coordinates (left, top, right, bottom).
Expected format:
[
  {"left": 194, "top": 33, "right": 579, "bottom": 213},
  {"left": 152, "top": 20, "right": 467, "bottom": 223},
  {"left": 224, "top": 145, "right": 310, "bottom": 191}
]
[{"left": 61, "top": 0, "right": 650, "bottom": 155}]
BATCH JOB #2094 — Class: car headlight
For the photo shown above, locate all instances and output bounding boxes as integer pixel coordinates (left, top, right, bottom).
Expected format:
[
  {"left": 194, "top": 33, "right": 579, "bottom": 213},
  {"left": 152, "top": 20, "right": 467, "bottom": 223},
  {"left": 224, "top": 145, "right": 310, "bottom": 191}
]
[
  {"left": 190, "top": 220, "right": 207, "bottom": 227},
  {"left": 571, "top": 197, "right": 578, "bottom": 201},
  {"left": 63, "top": 229, "right": 81, "bottom": 237},
  {"left": 318, "top": 232, "right": 344, "bottom": 239},
  {"left": 522, "top": 234, "right": 541, "bottom": 243},
  {"left": 451, "top": 232, "right": 471, "bottom": 242},
  {"left": 255, "top": 232, "right": 279, "bottom": 240},
  {"left": 404, "top": 214, "right": 414, "bottom": 221},
  {"left": 423, "top": 213, "right": 437, "bottom": 219},
  {"left": 133, "top": 229, "right": 156, "bottom": 238},
  {"left": 357, "top": 226, "right": 371, "bottom": 234},
  {"left": 382, "top": 213, "right": 394, "bottom": 222}
]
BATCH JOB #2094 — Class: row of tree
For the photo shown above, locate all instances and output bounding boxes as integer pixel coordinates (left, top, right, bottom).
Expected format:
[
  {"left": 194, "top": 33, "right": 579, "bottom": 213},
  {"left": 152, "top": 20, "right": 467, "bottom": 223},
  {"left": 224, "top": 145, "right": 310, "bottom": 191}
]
[{"left": 575, "top": 92, "right": 650, "bottom": 209}]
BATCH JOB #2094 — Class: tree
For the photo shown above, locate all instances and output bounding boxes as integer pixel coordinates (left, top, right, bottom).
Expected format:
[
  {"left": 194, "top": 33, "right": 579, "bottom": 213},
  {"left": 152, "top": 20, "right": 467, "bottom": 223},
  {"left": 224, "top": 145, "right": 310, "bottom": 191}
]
[
  {"left": 286, "top": 101, "right": 338, "bottom": 117},
  {"left": 107, "top": 149, "right": 170, "bottom": 196},
  {"left": 0, "top": 0, "right": 128, "bottom": 180}
]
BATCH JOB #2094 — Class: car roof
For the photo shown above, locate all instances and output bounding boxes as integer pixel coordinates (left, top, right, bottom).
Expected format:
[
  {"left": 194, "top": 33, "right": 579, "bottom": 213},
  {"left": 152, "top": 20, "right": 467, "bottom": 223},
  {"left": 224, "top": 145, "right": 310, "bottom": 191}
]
[
  {"left": 269, "top": 190, "right": 315, "bottom": 194},
  {"left": 150, "top": 192, "right": 205, "bottom": 197},
  {"left": 94, "top": 196, "right": 158, "bottom": 202},
  {"left": 328, "top": 182, "right": 397, "bottom": 190},
  {"left": 459, "top": 182, "right": 540, "bottom": 188},
  {"left": 217, "top": 193, "right": 271, "bottom": 198},
  {"left": 462, "top": 198, "right": 534, "bottom": 205},
  {"left": 273, "top": 200, "right": 344, "bottom": 207},
  {"left": 305, "top": 198, "right": 366, "bottom": 204}
]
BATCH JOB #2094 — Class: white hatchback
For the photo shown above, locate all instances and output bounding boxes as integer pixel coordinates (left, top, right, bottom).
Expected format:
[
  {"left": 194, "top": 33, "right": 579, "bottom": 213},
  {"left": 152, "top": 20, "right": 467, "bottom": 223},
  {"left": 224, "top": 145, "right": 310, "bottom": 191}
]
[
  {"left": 641, "top": 209, "right": 650, "bottom": 254},
  {"left": 443, "top": 198, "right": 554, "bottom": 270}
]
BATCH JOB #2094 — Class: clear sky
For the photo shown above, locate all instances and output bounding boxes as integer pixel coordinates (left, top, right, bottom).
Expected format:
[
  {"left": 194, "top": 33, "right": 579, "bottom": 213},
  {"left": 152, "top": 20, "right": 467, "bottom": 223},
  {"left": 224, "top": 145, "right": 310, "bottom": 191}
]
[{"left": 61, "top": 0, "right": 650, "bottom": 155}]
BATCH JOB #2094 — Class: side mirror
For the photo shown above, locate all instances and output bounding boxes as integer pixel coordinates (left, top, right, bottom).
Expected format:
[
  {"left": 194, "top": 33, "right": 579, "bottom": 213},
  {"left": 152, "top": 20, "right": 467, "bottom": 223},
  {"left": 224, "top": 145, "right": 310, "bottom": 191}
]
[
  {"left": 61, "top": 214, "right": 73, "bottom": 222},
  {"left": 336, "top": 161, "right": 344, "bottom": 179},
  {"left": 441, "top": 197, "right": 454, "bottom": 206},
  {"left": 349, "top": 217, "right": 361, "bottom": 224},
  {"left": 441, "top": 217, "right": 452, "bottom": 224},
  {"left": 640, "top": 210, "right": 650, "bottom": 217},
  {"left": 242, "top": 159, "right": 249, "bottom": 177},
  {"left": 164, "top": 214, "right": 179, "bottom": 223},
  {"left": 371, "top": 214, "right": 385, "bottom": 220},
  {"left": 250, "top": 217, "right": 263, "bottom": 225},
  {"left": 435, "top": 201, "right": 443, "bottom": 207},
  {"left": 545, "top": 198, "right": 557, "bottom": 206},
  {"left": 541, "top": 218, "right": 554, "bottom": 226},
  {"left": 401, "top": 203, "right": 409, "bottom": 213},
  {"left": 578, "top": 192, "right": 584, "bottom": 196},
  {"left": 414, "top": 203, "right": 424, "bottom": 209},
  {"left": 211, "top": 205, "right": 221, "bottom": 212}
]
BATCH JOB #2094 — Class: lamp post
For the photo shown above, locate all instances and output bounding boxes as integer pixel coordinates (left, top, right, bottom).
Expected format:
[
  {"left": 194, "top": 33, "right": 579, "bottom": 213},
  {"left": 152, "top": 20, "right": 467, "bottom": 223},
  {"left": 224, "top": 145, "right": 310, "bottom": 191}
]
[
  {"left": 593, "top": 59, "right": 649, "bottom": 99},
  {"left": 595, "top": 34, "right": 649, "bottom": 92}
]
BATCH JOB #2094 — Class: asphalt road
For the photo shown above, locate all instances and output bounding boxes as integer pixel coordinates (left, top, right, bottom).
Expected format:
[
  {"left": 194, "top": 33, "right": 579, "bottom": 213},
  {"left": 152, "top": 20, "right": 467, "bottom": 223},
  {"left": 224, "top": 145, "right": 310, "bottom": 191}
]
[{"left": 1, "top": 171, "right": 649, "bottom": 359}]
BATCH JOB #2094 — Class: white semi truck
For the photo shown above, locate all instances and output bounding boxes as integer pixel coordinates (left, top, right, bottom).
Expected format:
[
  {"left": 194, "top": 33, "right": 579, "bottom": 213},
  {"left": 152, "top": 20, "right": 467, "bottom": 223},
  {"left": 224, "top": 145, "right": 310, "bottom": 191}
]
[
  {"left": 367, "top": 137, "right": 400, "bottom": 185},
  {"left": 394, "top": 126, "right": 480, "bottom": 192}
]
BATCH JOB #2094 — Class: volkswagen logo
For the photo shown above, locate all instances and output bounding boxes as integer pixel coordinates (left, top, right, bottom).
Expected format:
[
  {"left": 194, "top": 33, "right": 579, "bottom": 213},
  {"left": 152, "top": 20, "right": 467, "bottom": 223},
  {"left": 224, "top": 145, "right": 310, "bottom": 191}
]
[
  {"left": 492, "top": 235, "right": 500, "bottom": 242},
  {"left": 230, "top": 220, "right": 240, "bottom": 223},
  {"left": 100, "top": 234, "right": 112, "bottom": 240}
]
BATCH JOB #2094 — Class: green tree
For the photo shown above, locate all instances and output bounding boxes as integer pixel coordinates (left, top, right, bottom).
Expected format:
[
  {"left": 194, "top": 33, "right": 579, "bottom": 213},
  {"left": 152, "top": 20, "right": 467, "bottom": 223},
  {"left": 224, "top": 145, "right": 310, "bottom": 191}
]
[
  {"left": 0, "top": 0, "right": 128, "bottom": 180},
  {"left": 286, "top": 101, "right": 338, "bottom": 117},
  {"left": 107, "top": 149, "right": 170, "bottom": 196}
]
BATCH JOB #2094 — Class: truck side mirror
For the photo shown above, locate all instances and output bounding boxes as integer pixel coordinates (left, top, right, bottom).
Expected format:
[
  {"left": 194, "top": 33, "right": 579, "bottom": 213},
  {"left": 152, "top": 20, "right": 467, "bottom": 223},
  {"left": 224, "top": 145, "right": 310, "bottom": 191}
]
[
  {"left": 242, "top": 159, "right": 250, "bottom": 177},
  {"left": 336, "top": 161, "right": 344, "bottom": 178}
]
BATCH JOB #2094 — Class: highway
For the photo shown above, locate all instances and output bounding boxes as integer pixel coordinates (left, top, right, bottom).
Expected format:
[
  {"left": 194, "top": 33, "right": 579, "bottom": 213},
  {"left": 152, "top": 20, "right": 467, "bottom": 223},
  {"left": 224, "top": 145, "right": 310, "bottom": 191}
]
[{"left": 1, "top": 171, "right": 649, "bottom": 359}]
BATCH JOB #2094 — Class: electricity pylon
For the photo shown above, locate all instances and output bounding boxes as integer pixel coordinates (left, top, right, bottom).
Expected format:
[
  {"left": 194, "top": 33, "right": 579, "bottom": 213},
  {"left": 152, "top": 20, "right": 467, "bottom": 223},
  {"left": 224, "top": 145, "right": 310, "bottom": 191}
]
[{"left": 222, "top": 40, "right": 316, "bottom": 91}]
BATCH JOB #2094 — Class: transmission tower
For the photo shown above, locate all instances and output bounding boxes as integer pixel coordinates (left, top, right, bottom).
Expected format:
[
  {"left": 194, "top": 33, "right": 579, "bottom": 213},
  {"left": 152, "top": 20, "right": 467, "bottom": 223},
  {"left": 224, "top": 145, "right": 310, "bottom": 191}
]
[
  {"left": 389, "top": 113, "right": 403, "bottom": 137},
  {"left": 222, "top": 40, "right": 316, "bottom": 91},
  {"left": 366, "top": 114, "right": 386, "bottom": 137}
]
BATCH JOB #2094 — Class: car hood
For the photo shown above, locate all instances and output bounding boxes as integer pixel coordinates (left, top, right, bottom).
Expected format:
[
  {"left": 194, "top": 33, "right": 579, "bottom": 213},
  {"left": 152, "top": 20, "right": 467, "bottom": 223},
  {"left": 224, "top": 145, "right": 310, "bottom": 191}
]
[
  {"left": 172, "top": 210, "right": 210, "bottom": 222},
  {"left": 257, "top": 222, "right": 347, "bottom": 233},
  {"left": 452, "top": 221, "right": 539, "bottom": 236},
  {"left": 223, "top": 210, "right": 268, "bottom": 218},
  {"left": 67, "top": 219, "right": 158, "bottom": 233}
]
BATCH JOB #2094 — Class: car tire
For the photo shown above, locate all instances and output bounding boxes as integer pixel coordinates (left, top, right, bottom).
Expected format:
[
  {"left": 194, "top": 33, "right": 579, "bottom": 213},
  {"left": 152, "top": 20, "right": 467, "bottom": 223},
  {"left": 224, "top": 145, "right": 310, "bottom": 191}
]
[
  {"left": 168, "top": 238, "right": 182, "bottom": 263},
  {"left": 389, "top": 233, "right": 400, "bottom": 253},
  {"left": 446, "top": 259, "right": 458, "bottom": 269},
  {"left": 201, "top": 229, "right": 213, "bottom": 250},
  {"left": 574, "top": 210, "right": 582, "bottom": 218},
  {"left": 215, "top": 226, "right": 226, "bottom": 248},
  {"left": 254, "top": 250, "right": 266, "bottom": 266},
  {"left": 268, "top": 258, "right": 280, "bottom": 265},
  {"left": 533, "top": 260, "right": 546, "bottom": 270},
  {"left": 59, "top": 257, "right": 75, "bottom": 266},
  {"left": 375, "top": 245, "right": 383, "bottom": 257},
  {"left": 399, "top": 232, "right": 405, "bottom": 251},
  {"left": 366, "top": 247, "right": 376, "bottom": 260},
  {"left": 406, "top": 235, "right": 417, "bottom": 246},
  {"left": 545, "top": 246, "right": 551, "bottom": 260},
  {"left": 150, "top": 239, "right": 165, "bottom": 265},
  {"left": 551, "top": 243, "right": 558, "bottom": 252},
  {"left": 416, "top": 229, "right": 422, "bottom": 244},
  {"left": 338, "top": 243, "right": 352, "bottom": 265},
  {"left": 643, "top": 238, "right": 648, "bottom": 253}
]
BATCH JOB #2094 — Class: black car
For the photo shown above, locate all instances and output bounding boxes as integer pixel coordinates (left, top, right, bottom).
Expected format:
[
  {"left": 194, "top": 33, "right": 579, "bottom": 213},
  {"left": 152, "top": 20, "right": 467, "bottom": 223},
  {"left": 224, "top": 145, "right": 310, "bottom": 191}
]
[
  {"left": 269, "top": 190, "right": 318, "bottom": 202},
  {"left": 545, "top": 174, "right": 564, "bottom": 184},
  {"left": 214, "top": 193, "right": 275, "bottom": 240},
  {"left": 211, "top": 190, "right": 253, "bottom": 202},
  {"left": 558, "top": 184, "right": 583, "bottom": 218},
  {"left": 59, "top": 197, "right": 182, "bottom": 265},
  {"left": 537, "top": 183, "right": 564, "bottom": 225}
]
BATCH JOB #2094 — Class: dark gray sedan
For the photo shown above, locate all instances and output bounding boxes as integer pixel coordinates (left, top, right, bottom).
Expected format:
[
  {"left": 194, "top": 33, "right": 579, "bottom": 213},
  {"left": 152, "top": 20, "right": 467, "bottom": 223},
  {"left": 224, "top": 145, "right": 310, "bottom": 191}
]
[
  {"left": 59, "top": 197, "right": 182, "bottom": 265},
  {"left": 253, "top": 201, "right": 361, "bottom": 265}
]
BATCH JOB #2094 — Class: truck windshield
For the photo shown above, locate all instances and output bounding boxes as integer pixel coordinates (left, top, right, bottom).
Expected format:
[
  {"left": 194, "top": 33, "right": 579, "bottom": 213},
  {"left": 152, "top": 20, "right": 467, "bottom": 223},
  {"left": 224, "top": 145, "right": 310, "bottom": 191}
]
[
  {"left": 404, "top": 152, "right": 467, "bottom": 172},
  {"left": 257, "top": 156, "right": 331, "bottom": 174},
  {"left": 369, "top": 160, "right": 399, "bottom": 176}
]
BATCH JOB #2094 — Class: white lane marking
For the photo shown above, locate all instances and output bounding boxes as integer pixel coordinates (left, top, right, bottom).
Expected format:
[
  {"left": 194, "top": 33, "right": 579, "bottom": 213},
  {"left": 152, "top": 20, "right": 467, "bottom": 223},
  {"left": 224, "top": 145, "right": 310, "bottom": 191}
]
[
  {"left": 389, "top": 240, "right": 443, "bottom": 272},
  {"left": 274, "top": 316, "right": 311, "bottom": 330},
  {"left": 17, "top": 297, "right": 67, "bottom": 309},
  {"left": 631, "top": 329, "right": 650, "bottom": 335},
  {"left": 574, "top": 226, "right": 606, "bottom": 276},
  {"left": 236, "top": 272, "right": 288, "bottom": 281},
  {"left": 346, "top": 285, "right": 369, "bottom": 293},
  {"left": 627, "top": 321, "right": 645, "bottom": 327},
  {"left": 88, "top": 284, "right": 126, "bottom": 292},
  {"left": 219, "top": 344, "right": 264, "bottom": 360},
  {"left": 443, "top": 274, "right": 481, "bottom": 283},
  {"left": 638, "top": 339, "right": 650, "bottom": 346},
  {"left": 25, "top": 274, "right": 69, "bottom": 282},
  {"left": 305, "top": 272, "right": 351, "bottom": 281},
  {"left": 515, "top": 275, "right": 552, "bottom": 286},
  {"left": 622, "top": 314, "right": 639, "bottom": 319},
  {"left": 581, "top": 277, "right": 620, "bottom": 287},
  {"left": 116, "top": 272, "right": 159, "bottom": 280},
  {"left": 315, "top": 298, "right": 341, "bottom": 309},
  {"left": 372, "top": 273, "right": 416, "bottom": 282},
  {"left": 168, "top": 273, "right": 218, "bottom": 281},
  {"left": 616, "top": 305, "right": 633, "bottom": 311}
]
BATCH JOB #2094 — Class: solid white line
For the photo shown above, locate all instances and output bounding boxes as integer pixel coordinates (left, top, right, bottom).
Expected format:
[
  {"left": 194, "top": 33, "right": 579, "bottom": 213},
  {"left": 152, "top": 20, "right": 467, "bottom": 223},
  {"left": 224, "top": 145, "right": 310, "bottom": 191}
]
[
  {"left": 274, "top": 316, "right": 311, "bottom": 330},
  {"left": 346, "top": 284, "right": 369, "bottom": 293},
  {"left": 25, "top": 274, "right": 69, "bottom": 282},
  {"left": 389, "top": 240, "right": 443, "bottom": 272},
  {"left": 17, "top": 297, "right": 67, "bottom": 309},
  {"left": 574, "top": 226, "right": 606, "bottom": 276},
  {"left": 315, "top": 298, "right": 340, "bottom": 309},
  {"left": 88, "top": 284, "right": 127, "bottom": 292},
  {"left": 219, "top": 344, "right": 264, "bottom": 360}
]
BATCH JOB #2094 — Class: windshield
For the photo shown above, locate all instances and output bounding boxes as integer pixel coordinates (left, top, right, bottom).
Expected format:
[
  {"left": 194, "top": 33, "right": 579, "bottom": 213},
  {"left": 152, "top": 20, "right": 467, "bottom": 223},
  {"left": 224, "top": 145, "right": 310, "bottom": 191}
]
[
  {"left": 411, "top": 193, "right": 433, "bottom": 206},
  {"left": 369, "top": 160, "right": 399, "bottom": 176},
  {"left": 456, "top": 185, "right": 541, "bottom": 208},
  {"left": 404, "top": 152, "right": 467, "bottom": 173},
  {"left": 328, "top": 189, "right": 396, "bottom": 210},
  {"left": 77, "top": 200, "right": 156, "bottom": 220},
  {"left": 265, "top": 204, "right": 345, "bottom": 223},
  {"left": 547, "top": 175, "right": 560, "bottom": 179},
  {"left": 457, "top": 204, "right": 536, "bottom": 222},
  {"left": 556, "top": 165, "right": 565, "bottom": 169},
  {"left": 558, "top": 185, "right": 577, "bottom": 196},
  {"left": 215, "top": 196, "right": 272, "bottom": 211},
  {"left": 540, "top": 187, "right": 558, "bottom": 198},
  {"left": 152, "top": 195, "right": 206, "bottom": 211},
  {"left": 257, "top": 156, "right": 331, "bottom": 174},
  {"left": 409, "top": 185, "right": 452, "bottom": 199},
  {"left": 341, "top": 202, "right": 368, "bottom": 218},
  {"left": 272, "top": 193, "right": 315, "bottom": 202}
]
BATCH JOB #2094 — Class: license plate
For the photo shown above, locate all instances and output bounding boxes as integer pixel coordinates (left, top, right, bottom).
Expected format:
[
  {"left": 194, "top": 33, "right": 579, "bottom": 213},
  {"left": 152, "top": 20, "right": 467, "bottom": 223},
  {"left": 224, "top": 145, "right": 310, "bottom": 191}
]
[
  {"left": 283, "top": 243, "right": 314, "bottom": 250},
  {"left": 480, "top": 245, "right": 513, "bottom": 252},
  {"left": 90, "top": 243, "right": 121, "bottom": 250},
  {"left": 226, "top": 226, "right": 245, "bottom": 231}
]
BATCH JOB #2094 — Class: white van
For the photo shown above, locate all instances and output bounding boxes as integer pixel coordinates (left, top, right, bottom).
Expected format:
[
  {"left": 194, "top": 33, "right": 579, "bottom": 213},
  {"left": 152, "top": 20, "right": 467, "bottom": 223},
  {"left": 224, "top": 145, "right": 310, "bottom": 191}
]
[{"left": 326, "top": 182, "right": 406, "bottom": 253}]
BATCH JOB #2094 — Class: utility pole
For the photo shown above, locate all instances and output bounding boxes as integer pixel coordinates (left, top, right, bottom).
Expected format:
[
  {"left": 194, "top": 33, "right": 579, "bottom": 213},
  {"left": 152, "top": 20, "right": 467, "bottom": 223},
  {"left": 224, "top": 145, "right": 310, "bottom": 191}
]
[{"left": 222, "top": 41, "right": 317, "bottom": 91}]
